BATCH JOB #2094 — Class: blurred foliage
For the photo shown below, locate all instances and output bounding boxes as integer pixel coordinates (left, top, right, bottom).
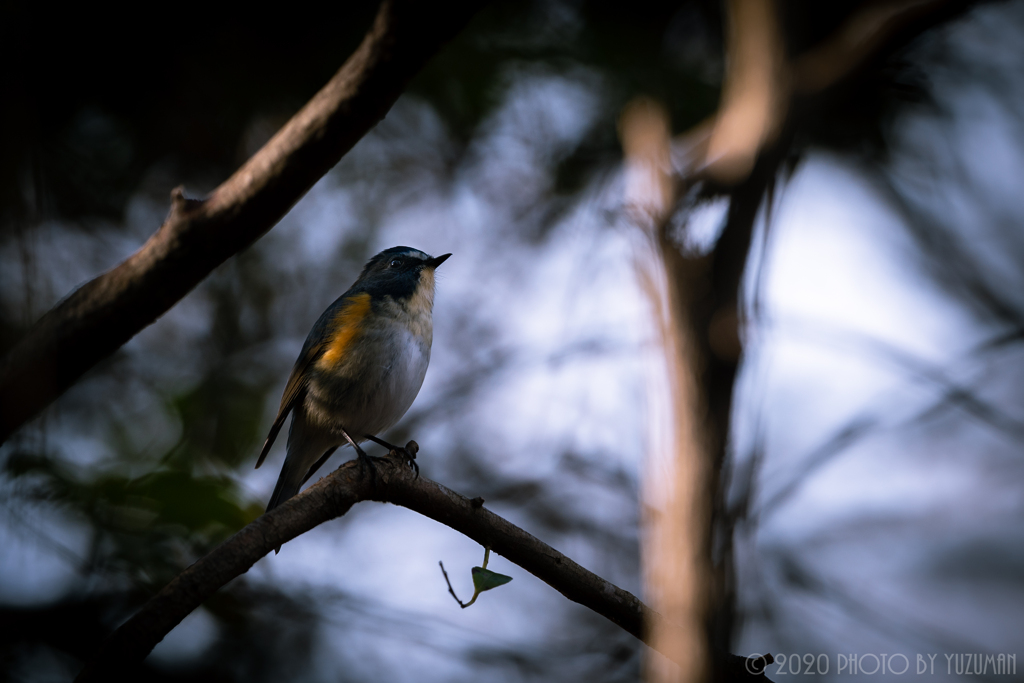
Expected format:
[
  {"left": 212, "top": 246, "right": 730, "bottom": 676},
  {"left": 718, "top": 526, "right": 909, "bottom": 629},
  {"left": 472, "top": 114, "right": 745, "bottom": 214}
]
[{"left": 5, "top": 427, "right": 263, "bottom": 587}]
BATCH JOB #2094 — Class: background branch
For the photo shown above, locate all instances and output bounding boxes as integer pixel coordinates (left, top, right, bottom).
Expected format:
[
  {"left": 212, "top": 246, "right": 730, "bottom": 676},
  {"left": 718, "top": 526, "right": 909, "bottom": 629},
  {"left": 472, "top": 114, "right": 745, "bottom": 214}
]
[
  {"left": 686, "top": 0, "right": 973, "bottom": 187},
  {"left": 791, "top": 0, "right": 962, "bottom": 94},
  {"left": 617, "top": 3, "right": 975, "bottom": 680},
  {"left": 621, "top": 98, "right": 714, "bottom": 683},
  {"left": 0, "top": 0, "right": 484, "bottom": 445}
]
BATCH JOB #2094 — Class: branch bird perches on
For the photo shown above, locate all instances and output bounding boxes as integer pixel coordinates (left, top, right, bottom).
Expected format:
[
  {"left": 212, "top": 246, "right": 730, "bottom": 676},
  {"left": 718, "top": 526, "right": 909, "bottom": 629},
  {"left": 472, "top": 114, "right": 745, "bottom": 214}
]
[{"left": 73, "top": 452, "right": 771, "bottom": 682}]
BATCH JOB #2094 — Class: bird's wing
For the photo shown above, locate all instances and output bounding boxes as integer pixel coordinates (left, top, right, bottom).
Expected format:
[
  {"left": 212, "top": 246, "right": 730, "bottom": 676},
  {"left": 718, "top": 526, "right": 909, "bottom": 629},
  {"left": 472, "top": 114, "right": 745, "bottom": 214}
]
[
  {"left": 255, "top": 291, "right": 372, "bottom": 469},
  {"left": 254, "top": 341, "right": 321, "bottom": 469}
]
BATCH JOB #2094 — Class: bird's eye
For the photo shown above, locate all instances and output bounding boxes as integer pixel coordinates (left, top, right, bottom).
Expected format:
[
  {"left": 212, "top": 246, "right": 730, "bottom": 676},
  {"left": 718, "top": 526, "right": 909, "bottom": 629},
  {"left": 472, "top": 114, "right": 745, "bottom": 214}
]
[{"left": 389, "top": 259, "right": 402, "bottom": 268}]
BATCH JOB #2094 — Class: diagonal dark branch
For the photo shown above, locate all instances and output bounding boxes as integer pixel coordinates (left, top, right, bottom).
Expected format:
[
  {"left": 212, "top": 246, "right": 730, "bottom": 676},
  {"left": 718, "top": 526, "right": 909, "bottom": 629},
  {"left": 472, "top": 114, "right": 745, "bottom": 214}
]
[
  {"left": 0, "top": 0, "right": 485, "bottom": 445},
  {"left": 790, "top": 0, "right": 971, "bottom": 95},
  {"left": 74, "top": 454, "right": 771, "bottom": 682}
]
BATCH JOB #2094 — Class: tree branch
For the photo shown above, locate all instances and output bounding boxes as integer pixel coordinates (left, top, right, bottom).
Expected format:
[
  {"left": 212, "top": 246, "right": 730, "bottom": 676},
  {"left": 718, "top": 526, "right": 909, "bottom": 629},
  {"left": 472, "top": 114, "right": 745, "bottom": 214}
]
[
  {"left": 703, "top": 0, "right": 787, "bottom": 185},
  {"left": 690, "top": 0, "right": 973, "bottom": 187},
  {"left": 791, "top": 0, "right": 963, "bottom": 95},
  {"left": 0, "top": 0, "right": 485, "bottom": 445},
  {"left": 621, "top": 97, "right": 714, "bottom": 683},
  {"left": 617, "top": 4, "right": 974, "bottom": 677},
  {"left": 74, "top": 454, "right": 770, "bottom": 682}
]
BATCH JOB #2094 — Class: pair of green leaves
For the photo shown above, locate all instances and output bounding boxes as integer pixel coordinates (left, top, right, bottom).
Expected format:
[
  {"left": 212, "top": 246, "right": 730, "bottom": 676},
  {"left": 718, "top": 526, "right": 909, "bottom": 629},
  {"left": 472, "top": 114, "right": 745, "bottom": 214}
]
[{"left": 440, "top": 546, "right": 512, "bottom": 608}]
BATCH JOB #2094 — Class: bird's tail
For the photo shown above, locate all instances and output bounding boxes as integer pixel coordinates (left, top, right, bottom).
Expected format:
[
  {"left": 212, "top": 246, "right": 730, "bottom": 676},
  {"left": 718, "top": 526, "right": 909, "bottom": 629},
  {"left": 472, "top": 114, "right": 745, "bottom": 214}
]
[
  {"left": 266, "top": 413, "right": 330, "bottom": 514},
  {"left": 265, "top": 416, "right": 340, "bottom": 552},
  {"left": 266, "top": 455, "right": 306, "bottom": 513},
  {"left": 266, "top": 456, "right": 308, "bottom": 555}
]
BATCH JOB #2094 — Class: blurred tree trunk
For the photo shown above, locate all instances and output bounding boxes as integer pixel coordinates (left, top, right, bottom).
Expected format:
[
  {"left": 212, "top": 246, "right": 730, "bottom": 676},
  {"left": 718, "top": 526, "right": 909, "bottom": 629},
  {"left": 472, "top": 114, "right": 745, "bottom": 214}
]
[
  {"left": 622, "top": 97, "right": 713, "bottom": 683},
  {"left": 621, "top": 2, "right": 978, "bottom": 681}
]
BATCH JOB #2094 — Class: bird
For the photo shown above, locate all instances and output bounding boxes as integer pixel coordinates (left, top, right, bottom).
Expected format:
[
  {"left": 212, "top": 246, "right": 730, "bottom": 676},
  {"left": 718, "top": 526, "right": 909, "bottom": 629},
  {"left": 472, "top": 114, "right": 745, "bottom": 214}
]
[{"left": 256, "top": 246, "right": 451, "bottom": 512}]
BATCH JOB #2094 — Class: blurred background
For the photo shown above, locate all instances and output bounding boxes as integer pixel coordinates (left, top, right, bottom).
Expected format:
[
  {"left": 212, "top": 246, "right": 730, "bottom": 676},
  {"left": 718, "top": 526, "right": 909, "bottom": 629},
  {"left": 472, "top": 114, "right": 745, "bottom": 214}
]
[{"left": 1, "top": 1, "right": 1023, "bottom": 681}]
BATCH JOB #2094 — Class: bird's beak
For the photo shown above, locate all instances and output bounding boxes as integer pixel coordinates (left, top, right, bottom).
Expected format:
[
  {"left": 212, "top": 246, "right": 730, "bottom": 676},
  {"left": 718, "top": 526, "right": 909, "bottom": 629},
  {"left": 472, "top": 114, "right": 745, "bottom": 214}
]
[{"left": 426, "top": 253, "right": 452, "bottom": 269}]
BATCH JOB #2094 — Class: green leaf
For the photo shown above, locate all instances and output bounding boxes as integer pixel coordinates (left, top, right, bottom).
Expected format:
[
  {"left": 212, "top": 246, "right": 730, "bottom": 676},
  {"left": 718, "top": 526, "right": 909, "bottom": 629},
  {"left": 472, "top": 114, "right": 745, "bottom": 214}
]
[{"left": 471, "top": 567, "right": 512, "bottom": 593}]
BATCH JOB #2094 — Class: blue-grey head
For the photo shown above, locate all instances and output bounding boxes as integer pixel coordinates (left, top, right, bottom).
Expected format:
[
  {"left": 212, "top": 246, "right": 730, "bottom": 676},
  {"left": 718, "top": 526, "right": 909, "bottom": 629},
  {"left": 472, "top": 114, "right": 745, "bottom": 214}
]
[{"left": 354, "top": 247, "right": 451, "bottom": 302}]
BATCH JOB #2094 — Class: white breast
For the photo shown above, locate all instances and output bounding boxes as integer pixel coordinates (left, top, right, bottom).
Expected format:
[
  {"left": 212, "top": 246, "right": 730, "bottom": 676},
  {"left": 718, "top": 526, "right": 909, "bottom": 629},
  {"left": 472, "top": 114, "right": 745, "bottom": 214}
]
[
  {"left": 368, "top": 317, "right": 431, "bottom": 430},
  {"left": 304, "top": 291, "right": 434, "bottom": 442}
]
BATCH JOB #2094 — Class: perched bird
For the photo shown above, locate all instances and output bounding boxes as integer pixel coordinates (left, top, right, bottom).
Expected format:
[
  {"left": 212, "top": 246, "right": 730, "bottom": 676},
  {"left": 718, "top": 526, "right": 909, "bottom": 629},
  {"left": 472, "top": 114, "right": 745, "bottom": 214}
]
[{"left": 256, "top": 246, "right": 450, "bottom": 512}]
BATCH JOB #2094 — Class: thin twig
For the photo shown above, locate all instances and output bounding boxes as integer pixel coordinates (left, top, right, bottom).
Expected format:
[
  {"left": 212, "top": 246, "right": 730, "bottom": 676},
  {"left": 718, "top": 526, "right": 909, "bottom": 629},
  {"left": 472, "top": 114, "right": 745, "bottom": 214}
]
[{"left": 438, "top": 561, "right": 468, "bottom": 609}]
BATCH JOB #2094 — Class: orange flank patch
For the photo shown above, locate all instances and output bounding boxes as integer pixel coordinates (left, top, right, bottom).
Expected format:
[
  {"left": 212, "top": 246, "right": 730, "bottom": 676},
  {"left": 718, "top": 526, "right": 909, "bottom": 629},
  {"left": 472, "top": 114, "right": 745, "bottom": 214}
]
[{"left": 317, "top": 293, "right": 372, "bottom": 370}]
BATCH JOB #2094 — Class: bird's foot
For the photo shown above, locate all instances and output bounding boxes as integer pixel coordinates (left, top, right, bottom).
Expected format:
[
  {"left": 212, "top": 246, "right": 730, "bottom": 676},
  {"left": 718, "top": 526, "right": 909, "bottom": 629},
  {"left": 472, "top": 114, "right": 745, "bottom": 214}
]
[
  {"left": 390, "top": 440, "right": 419, "bottom": 478},
  {"left": 365, "top": 435, "right": 419, "bottom": 477},
  {"left": 356, "top": 448, "right": 379, "bottom": 483}
]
